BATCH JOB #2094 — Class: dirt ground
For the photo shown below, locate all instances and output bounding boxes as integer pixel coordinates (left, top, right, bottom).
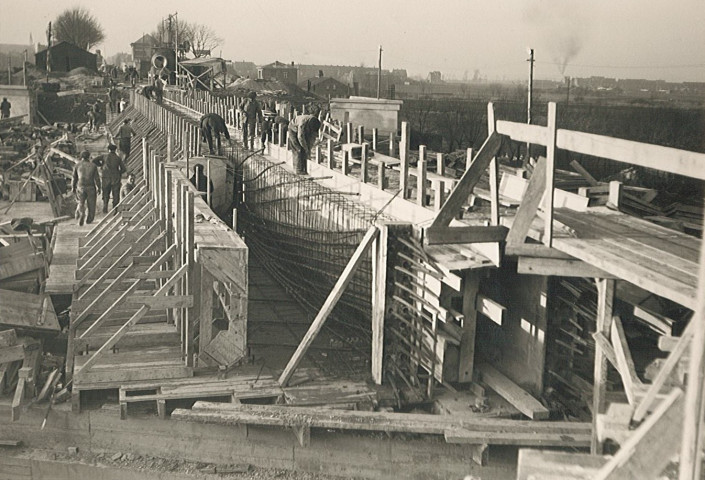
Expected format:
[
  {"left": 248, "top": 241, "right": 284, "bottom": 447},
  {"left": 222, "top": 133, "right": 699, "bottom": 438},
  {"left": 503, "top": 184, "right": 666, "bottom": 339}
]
[{"left": 13, "top": 447, "right": 361, "bottom": 480}]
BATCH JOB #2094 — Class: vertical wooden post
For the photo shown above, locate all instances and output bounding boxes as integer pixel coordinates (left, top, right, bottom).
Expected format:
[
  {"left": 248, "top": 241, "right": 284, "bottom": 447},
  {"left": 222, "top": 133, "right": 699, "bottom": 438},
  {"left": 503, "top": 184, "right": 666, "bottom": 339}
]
[
  {"left": 434, "top": 181, "right": 445, "bottom": 212},
  {"left": 198, "top": 267, "right": 214, "bottom": 359},
  {"left": 346, "top": 123, "right": 353, "bottom": 144},
  {"left": 232, "top": 207, "right": 237, "bottom": 231},
  {"left": 679, "top": 222, "right": 705, "bottom": 480},
  {"left": 185, "top": 190, "right": 195, "bottom": 367},
  {"left": 389, "top": 131, "right": 395, "bottom": 156},
  {"left": 360, "top": 143, "right": 368, "bottom": 183},
  {"left": 167, "top": 134, "right": 173, "bottom": 163},
  {"left": 206, "top": 159, "right": 212, "bottom": 207},
  {"left": 371, "top": 223, "right": 389, "bottom": 385},
  {"left": 358, "top": 125, "right": 364, "bottom": 145},
  {"left": 488, "top": 103, "right": 499, "bottom": 226},
  {"left": 591, "top": 277, "right": 615, "bottom": 454},
  {"left": 342, "top": 150, "right": 350, "bottom": 176},
  {"left": 165, "top": 170, "right": 173, "bottom": 251},
  {"left": 378, "top": 161, "right": 385, "bottom": 190},
  {"left": 372, "top": 128, "right": 378, "bottom": 151},
  {"left": 466, "top": 148, "right": 473, "bottom": 171},
  {"left": 417, "top": 145, "right": 427, "bottom": 207},
  {"left": 459, "top": 270, "right": 480, "bottom": 383},
  {"left": 142, "top": 138, "right": 148, "bottom": 183},
  {"left": 327, "top": 139, "right": 334, "bottom": 169},
  {"left": 314, "top": 145, "right": 321, "bottom": 164},
  {"left": 544, "top": 102, "right": 557, "bottom": 247},
  {"left": 436, "top": 152, "right": 445, "bottom": 176},
  {"left": 400, "top": 122, "right": 410, "bottom": 199},
  {"left": 278, "top": 124, "right": 284, "bottom": 147},
  {"left": 608, "top": 181, "right": 623, "bottom": 209}
]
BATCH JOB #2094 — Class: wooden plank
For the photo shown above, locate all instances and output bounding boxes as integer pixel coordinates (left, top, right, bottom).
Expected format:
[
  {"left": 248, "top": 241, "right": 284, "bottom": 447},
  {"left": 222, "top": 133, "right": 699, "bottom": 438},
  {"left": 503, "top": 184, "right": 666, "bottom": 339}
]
[
  {"left": 0, "top": 345, "right": 25, "bottom": 364},
  {"left": 594, "top": 388, "right": 683, "bottom": 480},
  {"left": 431, "top": 131, "right": 502, "bottom": 228},
  {"left": 517, "top": 449, "right": 607, "bottom": 480},
  {"left": 11, "top": 377, "right": 25, "bottom": 421},
  {"left": 476, "top": 294, "right": 505, "bottom": 326},
  {"left": 505, "top": 157, "right": 547, "bottom": 248},
  {"left": 592, "top": 278, "right": 615, "bottom": 454},
  {"left": 424, "top": 225, "right": 508, "bottom": 245},
  {"left": 477, "top": 362, "right": 549, "bottom": 420},
  {"left": 517, "top": 257, "right": 617, "bottom": 278},
  {"left": 505, "top": 243, "right": 573, "bottom": 259},
  {"left": 544, "top": 103, "right": 558, "bottom": 247},
  {"left": 633, "top": 320, "right": 694, "bottom": 422},
  {"left": 445, "top": 429, "right": 589, "bottom": 448},
  {"left": 371, "top": 224, "right": 390, "bottom": 385},
  {"left": 557, "top": 129, "right": 705, "bottom": 181},
  {"left": 278, "top": 226, "right": 379, "bottom": 386},
  {"left": 125, "top": 295, "right": 194, "bottom": 309},
  {"left": 458, "top": 270, "right": 480, "bottom": 383}
]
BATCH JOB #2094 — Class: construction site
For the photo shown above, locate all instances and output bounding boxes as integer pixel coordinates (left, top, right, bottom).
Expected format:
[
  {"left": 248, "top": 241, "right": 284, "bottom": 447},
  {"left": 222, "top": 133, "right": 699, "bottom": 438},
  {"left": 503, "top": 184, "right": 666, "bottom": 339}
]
[{"left": 1, "top": 5, "right": 705, "bottom": 479}]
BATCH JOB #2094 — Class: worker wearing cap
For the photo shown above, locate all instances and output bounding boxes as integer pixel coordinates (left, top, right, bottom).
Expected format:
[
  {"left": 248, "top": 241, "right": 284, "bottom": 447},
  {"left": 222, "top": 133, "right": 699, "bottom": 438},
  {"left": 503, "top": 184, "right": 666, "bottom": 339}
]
[
  {"left": 240, "top": 91, "right": 262, "bottom": 150},
  {"left": 101, "top": 144, "right": 127, "bottom": 213},
  {"left": 72, "top": 151, "right": 101, "bottom": 225},
  {"left": 288, "top": 114, "right": 321, "bottom": 175}
]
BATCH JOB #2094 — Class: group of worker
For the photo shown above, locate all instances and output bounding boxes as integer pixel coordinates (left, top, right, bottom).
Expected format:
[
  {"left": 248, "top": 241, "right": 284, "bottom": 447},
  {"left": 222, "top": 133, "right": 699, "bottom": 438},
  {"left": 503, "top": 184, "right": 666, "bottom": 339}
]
[
  {"left": 71, "top": 118, "right": 136, "bottom": 226},
  {"left": 200, "top": 91, "right": 321, "bottom": 175}
]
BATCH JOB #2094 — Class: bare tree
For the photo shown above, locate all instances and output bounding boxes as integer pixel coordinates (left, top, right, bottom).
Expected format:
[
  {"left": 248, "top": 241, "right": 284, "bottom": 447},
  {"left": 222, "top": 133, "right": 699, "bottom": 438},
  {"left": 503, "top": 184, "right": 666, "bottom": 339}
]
[
  {"left": 152, "top": 17, "right": 193, "bottom": 54},
  {"left": 188, "top": 23, "right": 223, "bottom": 57},
  {"left": 54, "top": 7, "right": 105, "bottom": 50}
]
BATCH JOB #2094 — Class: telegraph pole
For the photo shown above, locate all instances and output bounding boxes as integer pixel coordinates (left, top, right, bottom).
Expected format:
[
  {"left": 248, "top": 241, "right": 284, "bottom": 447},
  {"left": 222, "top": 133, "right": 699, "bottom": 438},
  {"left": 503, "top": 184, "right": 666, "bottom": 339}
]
[
  {"left": 526, "top": 48, "right": 535, "bottom": 167},
  {"left": 173, "top": 12, "right": 179, "bottom": 87},
  {"left": 46, "top": 22, "right": 52, "bottom": 84},
  {"left": 377, "top": 45, "right": 383, "bottom": 99}
]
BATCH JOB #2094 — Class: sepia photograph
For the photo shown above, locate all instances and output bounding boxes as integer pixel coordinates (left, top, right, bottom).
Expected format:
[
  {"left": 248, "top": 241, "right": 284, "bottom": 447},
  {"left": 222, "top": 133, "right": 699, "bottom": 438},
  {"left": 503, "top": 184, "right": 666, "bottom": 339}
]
[{"left": 0, "top": 1, "right": 704, "bottom": 478}]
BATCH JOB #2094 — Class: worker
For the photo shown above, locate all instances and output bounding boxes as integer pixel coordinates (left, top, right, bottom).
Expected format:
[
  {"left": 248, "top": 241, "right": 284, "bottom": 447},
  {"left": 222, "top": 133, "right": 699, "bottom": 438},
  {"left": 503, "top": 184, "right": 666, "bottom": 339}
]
[
  {"left": 260, "top": 106, "right": 276, "bottom": 146},
  {"left": 109, "top": 87, "right": 120, "bottom": 114},
  {"left": 200, "top": 113, "right": 231, "bottom": 155},
  {"left": 86, "top": 108, "right": 96, "bottom": 133},
  {"left": 119, "top": 98, "right": 127, "bottom": 113},
  {"left": 72, "top": 151, "right": 101, "bottom": 226},
  {"left": 101, "top": 144, "right": 127, "bottom": 213},
  {"left": 142, "top": 85, "right": 155, "bottom": 101},
  {"left": 240, "top": 91, "right": 262, "bottom": 150},
  {"left": 117, "top": 118, "right": 136, "bottom": 158},
  {"left": 288, "top": 114, "right": 321, "bottom": 175},
  {"left": 0, "top": 97, "right": 10, "bottom": 119},
  {"left": 189, "top": 164, "right": 214, "bottom": 200},
  {"left": 130, "top": 68, "right": 139, "bottom": 88},
  {"left": 121, "top": 172, "right": 136, "bottom": 198},
  {"left": 92, "top": 101, "right": 103, "bottom": 131}
]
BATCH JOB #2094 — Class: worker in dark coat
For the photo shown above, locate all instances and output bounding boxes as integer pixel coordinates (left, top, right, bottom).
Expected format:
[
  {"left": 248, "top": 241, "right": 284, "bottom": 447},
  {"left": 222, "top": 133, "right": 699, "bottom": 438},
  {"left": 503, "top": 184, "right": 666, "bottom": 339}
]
[
  {"left": 288, "top": 115, "right": 321, "bottom": 175},
  {"left": 101, "top": 144, "right": 127, "bottom": 212},
  {"left": 240, "top": 91, "right": 262, "bottom": 150},
  {"left": 72, "top": 151, "right": 101, "bottom": 225},
  {"left": 200, "top": 113, "right": 230, "bottom": 155},
  {"left": 0, "top": 98, "right": 11, "bottom": 119}
]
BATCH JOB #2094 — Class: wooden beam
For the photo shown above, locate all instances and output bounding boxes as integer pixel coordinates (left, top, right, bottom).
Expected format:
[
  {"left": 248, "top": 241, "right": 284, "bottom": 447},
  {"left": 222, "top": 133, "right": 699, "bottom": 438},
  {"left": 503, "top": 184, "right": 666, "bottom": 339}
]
[
  {"left": 570, "top": 160, "right": 599, "bottom": 186},
  {"left": 458, "top": 270, "right": 480, "bottom": 383},
  {"left": 431, "top": 131, "right": 502, "bottom": 228},
  {"left": 592, "top": 332, "right": 619, "bottom": 371},
  {"left": 477, "top": 363, "right": 550, "bottom": 420},
  {"left": 517, "top": 257, "right": 617, "bottom": 278},
  {"left": 557, "top": 129, "right": 705, "bottom": 181},
  {"left": 126, "top": 295, "right": 194, "bottom": 309},
  {"left": 278, "top": 226, "right": 379, "bottom": 386},
  {"left": 505, "top": 243, "right": 573, "bottom": 259},
  {"left": 424, "top": 226, "right": 508, "bottom": 245},
  {"left": 544, "top": 103, "right": 558, "bottom": 247},
  {"left": 495, "top": 121, "right": 549, "bottom": 146},
  {"left": 633, "top": 320, "right": 694, "bottom": 422},
  {"left": 504, "top": 157, "right": 547, "bottom": 248},
  {"left": 476, "top": 294, "right": 505, "bottom": 326},
  {"left": 0, "top": 344, "right": 25, "bottom": 364},
  {"left": 487, "top": 103, "right": 500, "bottom": 226},
  {"left": 611, "top": 316, "right": 642, "bottom": 405},
  {"left": 595, "top": 388, "right": 683, "bottom": 480},
  {"left": 592, "top": 278, "right": 615, "bottom": 454}
]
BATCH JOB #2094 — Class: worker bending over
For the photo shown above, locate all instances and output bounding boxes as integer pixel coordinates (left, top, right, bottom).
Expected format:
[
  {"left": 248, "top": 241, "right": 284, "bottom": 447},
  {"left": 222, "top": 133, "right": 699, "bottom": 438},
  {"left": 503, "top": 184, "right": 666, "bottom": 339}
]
[
  {"left": 200, "top": 113, "right": 231, "bottom": 155},
  {"left": 288, "top": 115, "right": 321, "bottom": 175}
]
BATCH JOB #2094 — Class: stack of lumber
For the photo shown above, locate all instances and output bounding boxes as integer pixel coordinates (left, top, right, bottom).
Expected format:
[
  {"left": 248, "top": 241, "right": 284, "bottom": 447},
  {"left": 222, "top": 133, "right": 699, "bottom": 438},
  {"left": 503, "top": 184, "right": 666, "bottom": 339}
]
[
  {"left": 0, "top": 329, "right": 45, "bottom": 421},
  {"left": 0, "top": 289, "right": 61, "bottom": 334}
]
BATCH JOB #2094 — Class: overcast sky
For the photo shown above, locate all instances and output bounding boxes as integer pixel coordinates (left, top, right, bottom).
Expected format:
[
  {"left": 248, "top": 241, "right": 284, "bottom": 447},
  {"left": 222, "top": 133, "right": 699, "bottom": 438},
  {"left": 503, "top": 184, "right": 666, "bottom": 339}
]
[{"left": 1, "top": 0, "right": 704, "bottom": 82}]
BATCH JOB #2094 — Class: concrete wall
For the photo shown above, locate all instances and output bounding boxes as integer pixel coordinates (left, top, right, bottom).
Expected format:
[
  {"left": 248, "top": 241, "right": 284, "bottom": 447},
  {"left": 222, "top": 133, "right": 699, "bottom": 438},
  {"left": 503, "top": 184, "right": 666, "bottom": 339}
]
[
  {"left": 0, "top": 85, "right": 34, "bottom": 124},
  {"left": 330, "top": 97, "right": 402, "bottom": 134}
]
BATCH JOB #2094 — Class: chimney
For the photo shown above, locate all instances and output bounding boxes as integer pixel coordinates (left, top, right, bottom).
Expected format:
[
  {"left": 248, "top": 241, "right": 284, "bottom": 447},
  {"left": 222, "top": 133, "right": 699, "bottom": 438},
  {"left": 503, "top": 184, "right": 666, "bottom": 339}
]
[{"left": 291, "top": 61, "right": 294, "bottom": 66}]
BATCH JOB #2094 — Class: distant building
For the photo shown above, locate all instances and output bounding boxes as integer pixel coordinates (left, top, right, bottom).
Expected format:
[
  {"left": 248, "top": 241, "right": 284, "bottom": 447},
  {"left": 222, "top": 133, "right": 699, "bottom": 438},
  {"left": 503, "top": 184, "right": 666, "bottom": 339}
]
[
  {"left": 35, "top": 42, "right": 97, "bottom": 72},
  {"left": 299, "top": 76, "right": 350, "bottom": 98},
  {"left": 428, "top": 71, "right": 442, "bottom": 83},
  {"left": 226, "top": 61, "right": 257, "bottom": 79},
  {"left": 258, "top": 61, "right": 298, "bottom": 84},
  {"left": 330, "top": 96, "right": 403, "bottom": 134},
  {"left": 131, "top": 34, "right": 159, "bottom": 63}
]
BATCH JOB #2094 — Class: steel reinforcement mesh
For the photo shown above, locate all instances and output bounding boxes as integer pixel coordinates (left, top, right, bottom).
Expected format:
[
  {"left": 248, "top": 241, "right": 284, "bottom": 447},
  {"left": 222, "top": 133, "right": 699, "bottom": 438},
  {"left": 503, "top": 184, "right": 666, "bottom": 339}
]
[{"left": 238, "top": 156, "right": 391, "bottom": 377}]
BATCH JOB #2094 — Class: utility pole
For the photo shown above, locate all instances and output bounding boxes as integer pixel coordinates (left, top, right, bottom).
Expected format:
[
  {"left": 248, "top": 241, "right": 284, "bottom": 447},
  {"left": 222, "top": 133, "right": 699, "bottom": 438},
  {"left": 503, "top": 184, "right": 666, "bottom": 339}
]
[
  {"left": 46, "top": 22, "right": 52, "bottom": 84},
  {"left": 377, "top": 45, "right": 383, "bottom": 99},
  {"left": 23, "top": 50, "right": 27, "bottom": 86},
  {"left": 526, "top": 48, "right": 535, "bottom": 167},
  {"left": 173, "top": 12, "right": 179, "bottom": 88},
  {"left": 7, "top": 57, "right": 11, "bottom": 86}
]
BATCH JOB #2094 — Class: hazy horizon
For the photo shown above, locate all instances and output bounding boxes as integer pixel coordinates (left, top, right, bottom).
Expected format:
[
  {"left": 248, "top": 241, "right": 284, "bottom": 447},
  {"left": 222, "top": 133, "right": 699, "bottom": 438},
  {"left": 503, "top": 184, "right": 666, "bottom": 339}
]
[{"left": 1, "top": 0, "right": 704, "bottom": 83}]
